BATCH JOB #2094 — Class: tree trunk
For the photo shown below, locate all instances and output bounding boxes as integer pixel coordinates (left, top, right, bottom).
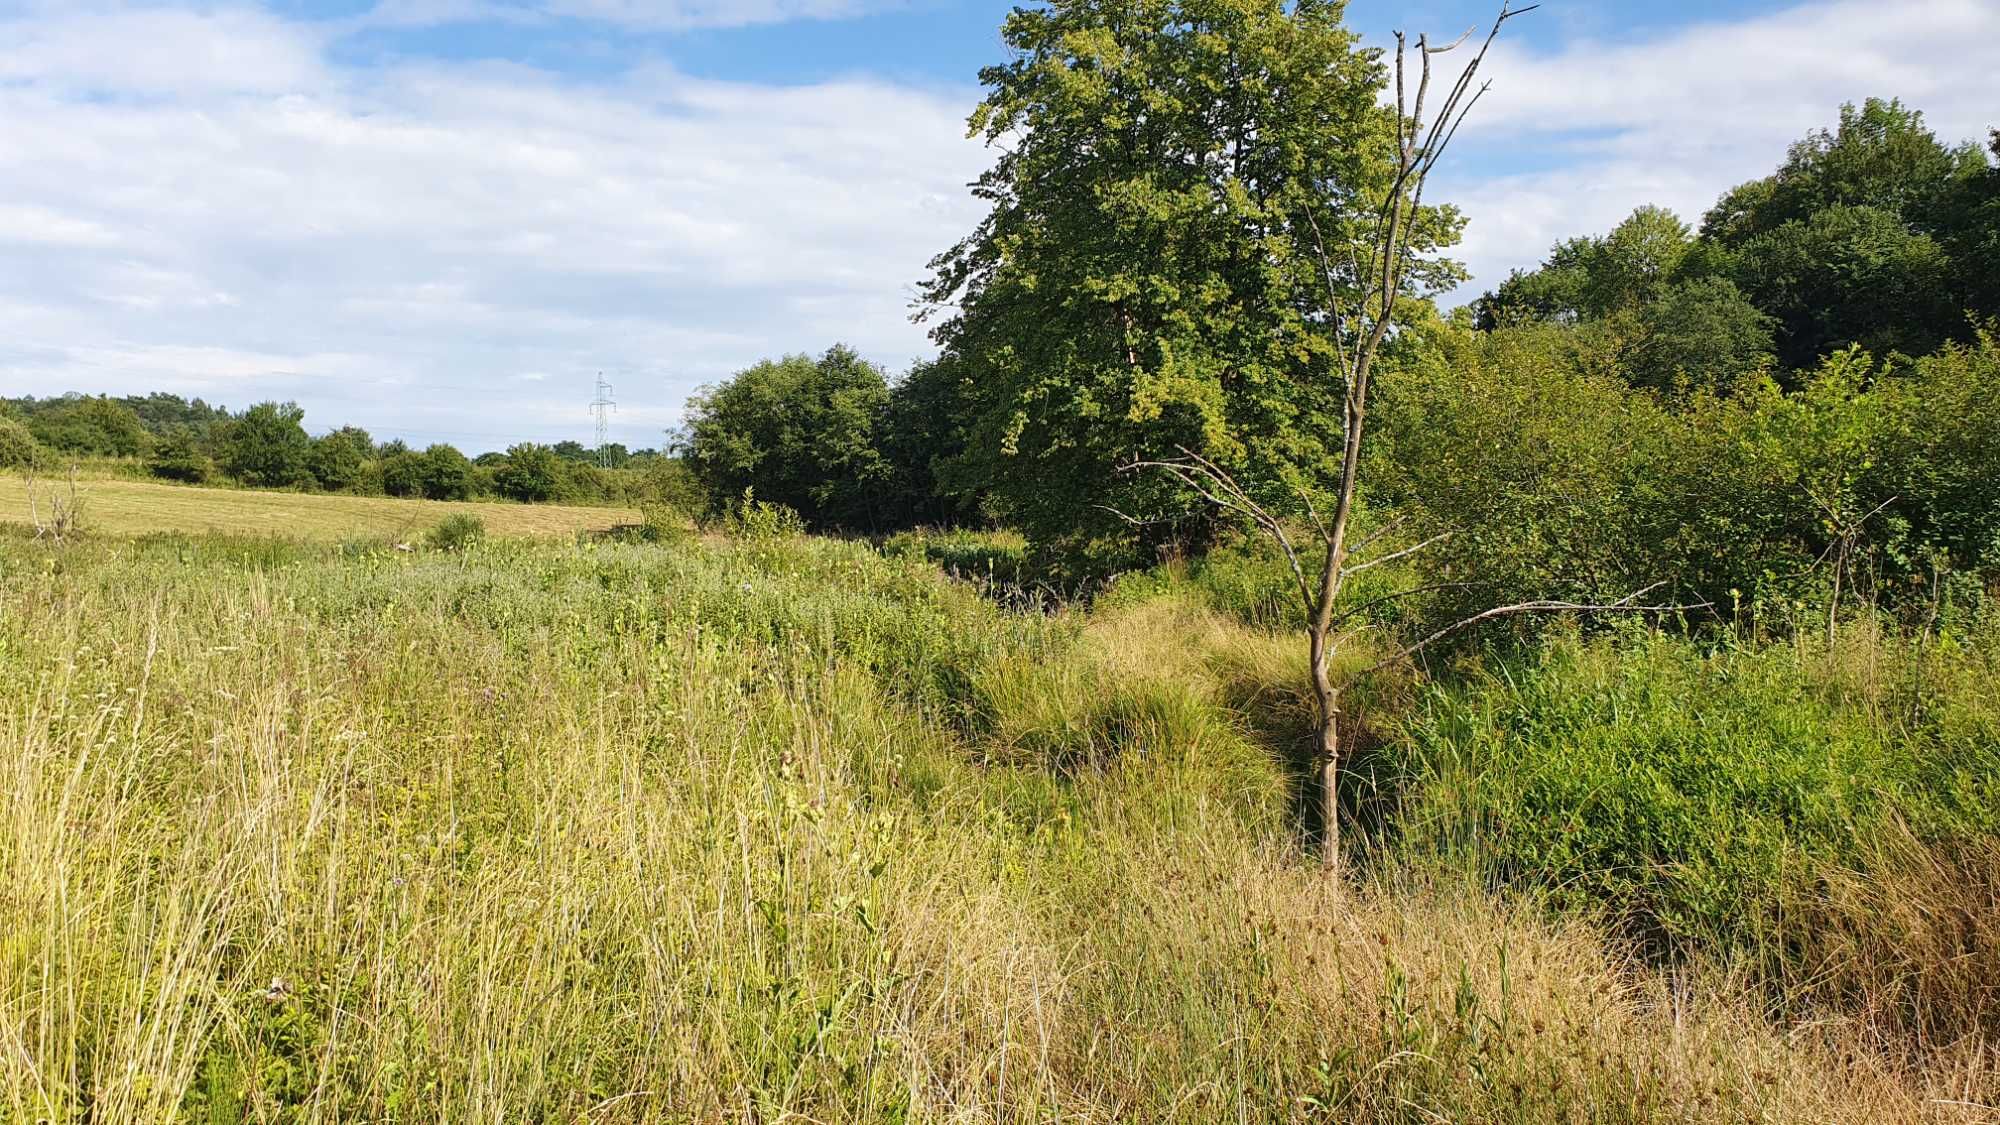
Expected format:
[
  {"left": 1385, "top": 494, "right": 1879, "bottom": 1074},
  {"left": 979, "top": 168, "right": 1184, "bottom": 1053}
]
[
  {"left": 1310, "top": 621, "right": 1342, "bottom": 873},
  {"left": 1317, "top": 707, "right": 1341, "bottom": 873}
]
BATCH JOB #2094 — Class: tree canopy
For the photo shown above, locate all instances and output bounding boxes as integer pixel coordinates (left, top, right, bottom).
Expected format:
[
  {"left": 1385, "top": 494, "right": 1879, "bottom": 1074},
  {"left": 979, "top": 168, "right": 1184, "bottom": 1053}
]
[
  {"left": 919, "top": 0, "right": 1465, "bottom": 573},
  {"left": 681, "top": 345, "right": 895, "bottom": 531}
]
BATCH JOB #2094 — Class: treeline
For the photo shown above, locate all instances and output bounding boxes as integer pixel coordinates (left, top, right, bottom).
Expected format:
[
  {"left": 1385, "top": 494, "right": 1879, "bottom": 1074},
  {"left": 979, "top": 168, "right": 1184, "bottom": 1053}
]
[
  {"left": 0, "top": 392, "right": 668, "bottom": 506},
  {"left": 679, "top": 96, "right": 1999, "bottom": 624}
]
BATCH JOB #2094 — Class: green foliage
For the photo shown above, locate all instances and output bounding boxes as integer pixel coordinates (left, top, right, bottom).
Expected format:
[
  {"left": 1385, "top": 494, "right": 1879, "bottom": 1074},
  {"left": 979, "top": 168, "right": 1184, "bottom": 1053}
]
[
  {"left": 1376, "top": 323, "right": 2000, "bottom": 626},
  {"left": 414, "top": 444, "right": 474, "bottom": 501},
  {"left": 26, "top": 395, "right": 151, "bottom": 458},
  {"left": 725, "top": 488, "right": 807, "bottom": 541},
  {"left": 1475, "top": 206, "right": 1694, "bottom": 328},
  {"left": 1619, "top": 276, "right": 1776, "bottom": 393},
  {"left": 1702, "top": 98, "right": 1985, "bottom": 246},
  {"left": 1380, "top": 624, "right": 2000, "bottom": 965},
  {"left": 426, "top": 513, "right": 486, "bottom": 552},
  {"left": 0, "top": 416, "right": 41, "bottom": 471},
  {"left": 880, "top": 357, "right": 987, "bottom": 526},
  {"left": 309, "top": 427, "right": 373, "bottom": 492},
  {"left": 1729, "top": 203, "right": 1957, "bottom": 366},
  {"left": 492, "top": 442, "right": 564, "bottom": 503},
  {"left": 921, "top": 0, "right": 1464, "bottom": 574},
  {"left": 682, "top": 345, "right": 895, "bottom": 531},
  {"left": 147, "top": 429, "right": 211, "bottom": 483},
  {"left": 222, "top": 402, "right": 314, "bottom": 489},
  {"left": 1487, "top": 99, "right": 1996, "bottom": 378},
  {"left": 377, "top": 448, "right": 424, "bottom": 498}
]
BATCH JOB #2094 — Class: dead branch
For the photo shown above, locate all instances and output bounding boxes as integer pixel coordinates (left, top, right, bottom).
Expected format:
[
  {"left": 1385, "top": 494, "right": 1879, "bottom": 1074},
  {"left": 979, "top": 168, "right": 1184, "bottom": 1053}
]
[
  {"left": 1345, "top": 531, "right": 1453, "bottom": 575},
  {"left": 1360, "top": 582, "right": 1709, "bottom": 676}
]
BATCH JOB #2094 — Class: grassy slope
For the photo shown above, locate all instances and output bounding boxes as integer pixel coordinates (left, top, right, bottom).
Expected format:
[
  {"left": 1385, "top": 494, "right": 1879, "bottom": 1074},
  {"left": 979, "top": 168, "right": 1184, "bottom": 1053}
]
[
  {"left": 0, "top": 475, "right": 638, "bottom": 541},
  {"left": 3, "top": 533, "right": 1989, "bottom": 1123}
]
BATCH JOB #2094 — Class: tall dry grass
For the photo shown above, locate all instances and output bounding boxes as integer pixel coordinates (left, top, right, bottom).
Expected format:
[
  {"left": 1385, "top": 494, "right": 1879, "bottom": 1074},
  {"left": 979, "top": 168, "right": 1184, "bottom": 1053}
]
[{"left": 0, "top": 533, "right": 1993, "bottom": 1121}]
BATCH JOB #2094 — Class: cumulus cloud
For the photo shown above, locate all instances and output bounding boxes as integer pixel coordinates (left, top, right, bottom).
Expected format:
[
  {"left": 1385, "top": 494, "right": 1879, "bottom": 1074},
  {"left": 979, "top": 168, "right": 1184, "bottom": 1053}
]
[
  {"left": 0, "top": 3, "right": 985, "bottom": 448},
  {"left": 358, "top": 0, "right": 908, "bottom": 31}
]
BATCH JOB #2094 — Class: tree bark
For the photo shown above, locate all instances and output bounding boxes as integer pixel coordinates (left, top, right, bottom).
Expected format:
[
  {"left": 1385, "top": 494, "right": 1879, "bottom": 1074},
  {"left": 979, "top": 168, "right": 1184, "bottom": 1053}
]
[
  {"left": 1318, "top": 707, "right": 1341, "bottom": 872},
  {"left": 1309, "top": 622, "right": 1343, "bottom": 871}
]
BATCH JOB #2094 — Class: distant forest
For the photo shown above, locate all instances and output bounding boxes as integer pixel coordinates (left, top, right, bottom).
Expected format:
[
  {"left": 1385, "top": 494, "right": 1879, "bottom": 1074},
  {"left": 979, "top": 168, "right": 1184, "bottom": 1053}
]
[{"left": 0, "top": 391, "right": 666, "bottom": 505}]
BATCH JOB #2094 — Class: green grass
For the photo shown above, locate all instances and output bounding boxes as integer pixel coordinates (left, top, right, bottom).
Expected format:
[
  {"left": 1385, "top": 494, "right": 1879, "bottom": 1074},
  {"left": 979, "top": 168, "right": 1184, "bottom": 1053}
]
[
  {"left": 0, "top": 474, "right": 639, "bottom": 541},
  {"left": 2, "top": 532, "right": 1994, "bottom": 1121}
]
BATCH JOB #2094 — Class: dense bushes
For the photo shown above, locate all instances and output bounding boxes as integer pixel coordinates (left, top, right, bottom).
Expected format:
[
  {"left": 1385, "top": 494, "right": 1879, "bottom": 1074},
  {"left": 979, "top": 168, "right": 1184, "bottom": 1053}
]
[
  {"left": 0, "top": 417, "right": 41, "bottom": 470},
  {"left": 680, "top": 345, "right": 899, "bottom": 531},
  {"left": 1375, "top": 325, "right": 2000, "bottom": 627},
  {"left": 221, "top": 402, "right": 314, "bottom": 487},
  {"left": 147, "top": 430, "right": 211, "bottom": 483},
  {"left": 1375, "top": 618, "right": 2000, "bottom": 976}
]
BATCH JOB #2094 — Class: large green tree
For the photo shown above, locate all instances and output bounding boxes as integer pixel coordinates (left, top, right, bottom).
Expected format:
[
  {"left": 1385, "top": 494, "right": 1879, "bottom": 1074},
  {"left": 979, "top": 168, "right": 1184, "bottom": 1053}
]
[
  {"left": 680, "top": 345, "right": 894, "bottom": 531},
  {"left": 919, "top": 0, "right": 1465, "bottom": 574},
  {"left": 1702, "top": 98, "right": 1989, "bottom": 365},
  {"left": 222, "top": 402, "right": 313, "bottom": 489}
]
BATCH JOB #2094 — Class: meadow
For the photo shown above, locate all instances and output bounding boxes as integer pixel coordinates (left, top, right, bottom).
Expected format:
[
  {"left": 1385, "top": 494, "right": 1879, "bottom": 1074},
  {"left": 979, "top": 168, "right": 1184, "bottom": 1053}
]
[
  {"left": 0, "top": 475, "right": 637, "bottom": 542},
  {"left": 3, "top": 513, "right": 1997, "bottom": 1122}
]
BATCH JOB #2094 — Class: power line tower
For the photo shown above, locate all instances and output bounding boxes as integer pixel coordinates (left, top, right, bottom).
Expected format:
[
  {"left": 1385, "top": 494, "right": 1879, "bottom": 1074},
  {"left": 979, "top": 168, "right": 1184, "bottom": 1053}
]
[{"left": 589, "top": 373, "right": 617, "bottom": 467}]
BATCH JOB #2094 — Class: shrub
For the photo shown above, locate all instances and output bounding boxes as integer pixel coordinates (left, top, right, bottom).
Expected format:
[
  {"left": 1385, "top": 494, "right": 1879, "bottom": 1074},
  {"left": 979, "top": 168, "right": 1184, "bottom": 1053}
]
[
  {"left": 221, "top": 402, "right": 314, "bottom": 489},
  {"left": 426, "top": 513, "right": 486, "bottom": 552},
  {"left": 726, "top": 489, "right": 805, "bottom": 541},
  {"left": 415, "top": 444, "right": 474, "bottom": 501},
  {"left": 378, "top": 450, "right": 424, "bottom": 498},
  {"left": 680, "top": 344, "right": 895, "bottom": 530},
  {"left": 147, "top": 430, "right": 210, "bottom": 483},
  {"left": 493, "top": 443, "right": 563, "bottom": 503},
  {"left": 1377, "top": 626, "right": 2000, "bottom": 967},
  {"left": 309, "top": 427, "right": 372, "bottom": 492},
  {"left": 0, "top": 417, "right": 40, "bottom": 470}
]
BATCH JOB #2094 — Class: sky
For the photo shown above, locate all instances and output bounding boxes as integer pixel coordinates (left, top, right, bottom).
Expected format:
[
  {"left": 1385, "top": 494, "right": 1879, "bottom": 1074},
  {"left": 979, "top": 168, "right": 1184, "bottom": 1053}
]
[{"left": 0, "top": 0, "right": 1995, "bottom": 452}]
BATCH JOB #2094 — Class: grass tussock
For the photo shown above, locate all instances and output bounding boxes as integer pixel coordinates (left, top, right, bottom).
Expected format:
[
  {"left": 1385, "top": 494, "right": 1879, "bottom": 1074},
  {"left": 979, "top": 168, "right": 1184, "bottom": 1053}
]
[{"left": 1, "top": 533, "right": 1996, "bottom": 1121}]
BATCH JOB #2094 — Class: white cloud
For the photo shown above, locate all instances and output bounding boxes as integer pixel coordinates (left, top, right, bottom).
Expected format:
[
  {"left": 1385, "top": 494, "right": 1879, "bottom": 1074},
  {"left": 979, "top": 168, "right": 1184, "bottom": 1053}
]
[
  {"left": 357, "top": 0, "right": 907, "bottom": 31},
  {"left": 0, "top": 6, "right": 326, "bottom": 94},
  {"left": 0, "top": 3, "right": 986, "bottom": 449}
]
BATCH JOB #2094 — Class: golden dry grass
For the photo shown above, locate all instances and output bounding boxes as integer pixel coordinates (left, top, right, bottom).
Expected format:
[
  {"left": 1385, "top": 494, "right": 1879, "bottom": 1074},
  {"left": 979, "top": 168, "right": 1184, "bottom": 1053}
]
[
  {"left": 4, "top": 533, "right": 1995, "bottom": 1121},
  {"left": 0, "top": 474, "right": 637, "bottom": 541}
]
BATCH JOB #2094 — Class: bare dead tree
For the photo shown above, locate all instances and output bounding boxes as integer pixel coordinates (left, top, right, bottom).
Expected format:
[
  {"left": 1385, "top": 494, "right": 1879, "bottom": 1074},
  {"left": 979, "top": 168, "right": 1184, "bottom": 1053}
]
[
  {"left": 24, "top": 464, "right": 86, "bottom": 543},
  {"left": 1124, "top": 3, "right": 1700, "bottom": 872}
]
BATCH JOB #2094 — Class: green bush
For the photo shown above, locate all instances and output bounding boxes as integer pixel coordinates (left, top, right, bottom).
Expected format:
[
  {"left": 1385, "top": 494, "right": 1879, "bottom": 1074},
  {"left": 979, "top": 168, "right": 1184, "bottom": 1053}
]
[
  {"left": 726, "top": 489, "right": 806, "bottom": 541},
  {"left": 416, "top": 445, "right": 474, "bottom": 501},
  {"left": 222, "top": 403, "right": 314, "bottom": 489},
  {"left": 308, "top": 428, "right": 372, "bottom": 492},
  {"left": 426, "top": 514, "right": 486, "bottom": 553},
  {"left": 147, "top": 430, "right": 210, "bottom": 483},
  {"left": 0, "top": 417, "right": 40, "bottom": 470},
  {"left": 1375, "top": 624, "right": 2000, "bottom": 963},
  {"left": 26, "top": 396, "right": 150, "bottom": 457},
  {"left": 493, "top": 443, "right": 563, "bottom": 503}
]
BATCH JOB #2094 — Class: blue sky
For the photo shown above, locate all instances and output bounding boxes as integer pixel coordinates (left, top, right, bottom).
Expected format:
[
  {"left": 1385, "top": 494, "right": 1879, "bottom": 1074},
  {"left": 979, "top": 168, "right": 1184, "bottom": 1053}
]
[{"left": 1, "top": 0, "right": 1995, "bottom": 451}]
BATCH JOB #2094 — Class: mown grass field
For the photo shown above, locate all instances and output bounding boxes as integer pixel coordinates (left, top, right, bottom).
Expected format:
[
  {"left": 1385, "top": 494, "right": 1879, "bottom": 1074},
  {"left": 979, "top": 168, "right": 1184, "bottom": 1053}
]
[
  {"left": 4, "top": 525, "right": 1997, "bottom": 1122},
  {"left": 0, "top": 475, "right": 637, "bottom": 541}
]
